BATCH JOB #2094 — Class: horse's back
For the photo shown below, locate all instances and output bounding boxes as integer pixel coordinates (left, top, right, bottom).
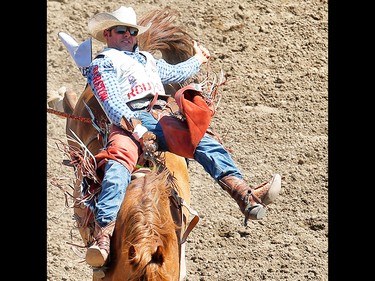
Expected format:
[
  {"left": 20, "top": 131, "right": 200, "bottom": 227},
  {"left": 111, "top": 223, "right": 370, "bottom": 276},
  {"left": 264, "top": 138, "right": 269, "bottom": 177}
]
[{"left": 165, "top": 152, "right": 190, "bottom": 205}]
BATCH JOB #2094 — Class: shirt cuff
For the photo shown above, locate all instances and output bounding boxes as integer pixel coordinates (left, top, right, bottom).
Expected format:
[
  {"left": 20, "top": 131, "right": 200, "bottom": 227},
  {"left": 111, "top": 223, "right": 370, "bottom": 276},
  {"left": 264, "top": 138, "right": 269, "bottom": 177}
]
[{"left": 132, "top": 124, "right": 148, "bottom": 141}]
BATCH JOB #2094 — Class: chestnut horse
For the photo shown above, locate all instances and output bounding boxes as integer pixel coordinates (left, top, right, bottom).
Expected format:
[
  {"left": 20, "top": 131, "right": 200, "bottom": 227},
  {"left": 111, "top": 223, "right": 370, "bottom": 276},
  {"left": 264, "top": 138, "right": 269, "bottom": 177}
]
[{"left": 63, "top": 9, "right": 200, "bottom": 281}]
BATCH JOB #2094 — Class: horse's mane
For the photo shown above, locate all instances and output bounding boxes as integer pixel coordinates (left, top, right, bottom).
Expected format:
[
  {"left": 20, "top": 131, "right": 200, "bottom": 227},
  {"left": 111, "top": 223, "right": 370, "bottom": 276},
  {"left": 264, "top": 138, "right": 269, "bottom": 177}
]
[
  {"left": 137, "top": 8, "right": 194, "bottom": 64},
  {"left": 122, "top": 167, "right": 179, "bottom": 280}
]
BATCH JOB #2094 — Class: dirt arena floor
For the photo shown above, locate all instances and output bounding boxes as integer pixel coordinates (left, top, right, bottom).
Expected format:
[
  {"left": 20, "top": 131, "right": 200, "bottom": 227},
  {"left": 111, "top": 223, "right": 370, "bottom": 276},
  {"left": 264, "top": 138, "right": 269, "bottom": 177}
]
[{"left": 47, "top": 0, "right": 328, "bottom": 280}]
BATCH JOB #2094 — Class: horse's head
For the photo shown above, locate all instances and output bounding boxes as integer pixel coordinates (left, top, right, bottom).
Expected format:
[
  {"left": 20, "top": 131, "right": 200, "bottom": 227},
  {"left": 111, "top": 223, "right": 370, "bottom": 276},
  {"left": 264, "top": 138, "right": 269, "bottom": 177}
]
[{"left": 107, "top": 168, "right": 180, "bottom": 281}]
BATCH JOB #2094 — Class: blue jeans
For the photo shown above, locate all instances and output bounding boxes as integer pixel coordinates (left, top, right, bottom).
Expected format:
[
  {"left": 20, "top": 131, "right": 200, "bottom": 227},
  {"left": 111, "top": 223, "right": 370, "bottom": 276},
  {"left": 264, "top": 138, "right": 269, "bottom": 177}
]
[
  {"left": 95, "top": 111, "right": 243, "bottom": 227},
  {"left": 134, "top": 111, "right": 243, "bottom": 180},
  {"left": 95, "top": 159, "right": 131, "bottom": 227}
]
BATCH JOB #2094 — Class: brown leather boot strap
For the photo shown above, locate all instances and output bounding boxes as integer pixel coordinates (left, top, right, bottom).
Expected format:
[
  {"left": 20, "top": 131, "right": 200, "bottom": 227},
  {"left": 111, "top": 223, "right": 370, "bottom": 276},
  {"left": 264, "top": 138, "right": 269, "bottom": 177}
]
[{"left": 96, "top": 234, "right": 110, "bottom": 254}]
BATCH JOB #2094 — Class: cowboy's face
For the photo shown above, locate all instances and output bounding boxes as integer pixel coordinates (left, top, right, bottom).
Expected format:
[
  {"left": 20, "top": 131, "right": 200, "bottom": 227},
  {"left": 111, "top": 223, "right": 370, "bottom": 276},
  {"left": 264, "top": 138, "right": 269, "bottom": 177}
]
[{"left": 104, "top": 25, "right": 138, "bottom": 51}]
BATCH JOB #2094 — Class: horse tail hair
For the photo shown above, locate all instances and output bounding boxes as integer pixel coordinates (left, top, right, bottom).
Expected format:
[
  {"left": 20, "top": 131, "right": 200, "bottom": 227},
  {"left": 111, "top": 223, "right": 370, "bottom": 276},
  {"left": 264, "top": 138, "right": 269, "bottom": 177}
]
[{"left": 137, "top": 8, "right": 194, "bottom": 64}]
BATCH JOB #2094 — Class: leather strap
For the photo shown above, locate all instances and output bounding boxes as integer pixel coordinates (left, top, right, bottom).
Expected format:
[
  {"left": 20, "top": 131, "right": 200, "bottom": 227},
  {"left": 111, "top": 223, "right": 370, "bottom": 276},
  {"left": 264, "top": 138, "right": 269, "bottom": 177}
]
[
  {"left": 179, "top": 199, "right": 199, "bottom": 244},
  {"left": 147, "top": 92, "right": 159, "bottom": 111}
]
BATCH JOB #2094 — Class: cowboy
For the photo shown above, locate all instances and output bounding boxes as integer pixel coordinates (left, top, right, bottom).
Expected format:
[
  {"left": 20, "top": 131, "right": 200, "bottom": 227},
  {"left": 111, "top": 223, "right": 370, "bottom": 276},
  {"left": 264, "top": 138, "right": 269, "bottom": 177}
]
[{"left": 84, "top": 6, "right": 282, "bottom": 268}]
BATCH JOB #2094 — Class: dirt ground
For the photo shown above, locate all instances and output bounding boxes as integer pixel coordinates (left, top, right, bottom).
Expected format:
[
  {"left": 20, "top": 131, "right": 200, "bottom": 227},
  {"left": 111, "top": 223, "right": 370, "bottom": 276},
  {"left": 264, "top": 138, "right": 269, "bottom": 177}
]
[{"left": 47, "top": 0, "right": 328, "bottom": 280}]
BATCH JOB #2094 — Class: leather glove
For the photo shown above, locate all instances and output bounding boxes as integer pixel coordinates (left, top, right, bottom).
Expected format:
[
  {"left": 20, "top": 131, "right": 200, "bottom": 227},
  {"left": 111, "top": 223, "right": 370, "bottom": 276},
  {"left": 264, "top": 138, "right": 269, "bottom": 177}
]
[
  {"left": 120, "top": 116, "right": 158, "bottom": 152},
  {"left": 139, "top": 131, "right": 158, "bottom": 153}
]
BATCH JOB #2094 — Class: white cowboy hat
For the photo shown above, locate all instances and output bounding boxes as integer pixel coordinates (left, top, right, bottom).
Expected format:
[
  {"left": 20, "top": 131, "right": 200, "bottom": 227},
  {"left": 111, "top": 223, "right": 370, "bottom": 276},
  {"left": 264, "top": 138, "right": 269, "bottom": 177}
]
[{"left": 88, "top": 6, "right": 152, "bottom": 43}]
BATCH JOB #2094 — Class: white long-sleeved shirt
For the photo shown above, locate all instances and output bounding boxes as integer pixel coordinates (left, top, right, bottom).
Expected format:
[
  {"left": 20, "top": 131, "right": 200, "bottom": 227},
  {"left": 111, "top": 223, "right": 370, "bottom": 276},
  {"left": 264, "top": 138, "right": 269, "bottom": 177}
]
[{"left": 87, "top": 45, "right": 201, "bottom": 126}]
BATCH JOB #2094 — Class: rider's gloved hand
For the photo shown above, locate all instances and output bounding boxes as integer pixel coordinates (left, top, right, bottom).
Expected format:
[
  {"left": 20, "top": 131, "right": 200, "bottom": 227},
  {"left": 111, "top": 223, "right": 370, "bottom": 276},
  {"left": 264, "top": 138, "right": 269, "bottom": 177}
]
[
  {"left": 140, "top": 131, "right": 158, "bottom": 152},
  {"left": 192, "top": 40, "right": 210, "bottom": 64},
  {"left": 132, "top": 123, "right": 158, "bottom": 152}
]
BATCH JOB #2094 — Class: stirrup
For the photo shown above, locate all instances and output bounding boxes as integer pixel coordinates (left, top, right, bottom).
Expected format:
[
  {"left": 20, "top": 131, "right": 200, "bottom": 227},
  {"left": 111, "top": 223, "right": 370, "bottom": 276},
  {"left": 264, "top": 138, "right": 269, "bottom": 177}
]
[{"left": 244, "top": 203, "right": 266, "bottom": 226}]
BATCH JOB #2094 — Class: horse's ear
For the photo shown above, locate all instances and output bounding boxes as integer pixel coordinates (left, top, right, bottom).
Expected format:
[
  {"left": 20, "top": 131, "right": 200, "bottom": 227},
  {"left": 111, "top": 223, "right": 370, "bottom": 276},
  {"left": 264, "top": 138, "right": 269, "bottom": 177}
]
[
  {"left": 128, "top": 245, "right": 137, "bottom": 264},
  {"left": 151, "top": 245, "right": 164, "bottom": 265}
]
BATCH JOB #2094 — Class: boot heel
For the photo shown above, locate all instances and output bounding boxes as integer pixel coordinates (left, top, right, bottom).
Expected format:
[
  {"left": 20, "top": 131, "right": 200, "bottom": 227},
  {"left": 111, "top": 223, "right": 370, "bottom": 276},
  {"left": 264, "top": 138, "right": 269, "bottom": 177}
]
[
  {"left": 92, "top": 268, "right": 105, "bottom": 279},
  {"left": 244, "top": 204, "right": 266, "bottom": 226},
  {"left": 86, "top": 245, "right": 107, "bottom": 267}
]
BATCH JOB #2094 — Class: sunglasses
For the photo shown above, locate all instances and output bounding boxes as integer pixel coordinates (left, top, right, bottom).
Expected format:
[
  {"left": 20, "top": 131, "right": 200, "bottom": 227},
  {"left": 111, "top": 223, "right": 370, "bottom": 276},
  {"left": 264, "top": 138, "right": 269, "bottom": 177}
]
[{"left": 111, "top": 26, "right": 139, "bottom": 36}]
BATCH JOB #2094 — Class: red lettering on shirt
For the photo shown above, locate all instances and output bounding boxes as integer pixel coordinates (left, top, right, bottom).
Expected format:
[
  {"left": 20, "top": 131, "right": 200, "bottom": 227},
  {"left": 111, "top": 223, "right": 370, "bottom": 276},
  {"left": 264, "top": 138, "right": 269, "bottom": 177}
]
[
  {"left": 143, "top": 83, "right": 152, "bottom": 91},
  {"left": 127, "top": 82, "right": 153, "bottom": 99},
  {"left": 134, "top": 85, "right": 143, "bottom": 95},
  {"left": 92, "top": 65, "right": 109, "bottom": 102}
]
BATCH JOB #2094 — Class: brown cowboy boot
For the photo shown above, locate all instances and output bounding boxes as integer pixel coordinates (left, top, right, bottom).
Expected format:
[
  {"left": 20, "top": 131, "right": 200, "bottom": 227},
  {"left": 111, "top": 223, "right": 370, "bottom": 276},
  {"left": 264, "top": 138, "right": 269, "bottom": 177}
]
[
  {"left": 86, "top": 221, "right": 116, "bottom": 267},
  {"left": 218, "top": 174, "right": 281, "bottom": 226}
]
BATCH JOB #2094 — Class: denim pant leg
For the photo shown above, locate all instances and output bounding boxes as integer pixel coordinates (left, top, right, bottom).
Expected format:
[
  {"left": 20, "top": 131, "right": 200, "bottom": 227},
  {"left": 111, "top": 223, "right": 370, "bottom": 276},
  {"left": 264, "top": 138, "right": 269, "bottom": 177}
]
[
  {"left": 134, "top": 111, "right": 242, "bottom": 182},
  {"left": 193, "top": 134, "right": 243, "bottom": 181},
  {"left": 95, "top": 159, "right": 132, "bottom": 227}
]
